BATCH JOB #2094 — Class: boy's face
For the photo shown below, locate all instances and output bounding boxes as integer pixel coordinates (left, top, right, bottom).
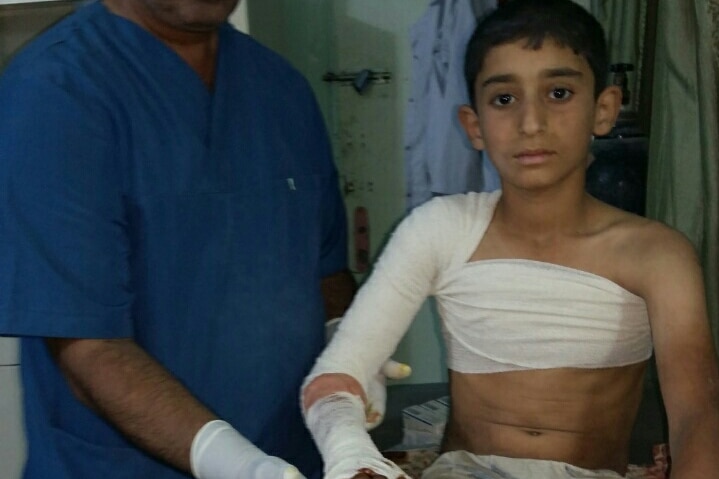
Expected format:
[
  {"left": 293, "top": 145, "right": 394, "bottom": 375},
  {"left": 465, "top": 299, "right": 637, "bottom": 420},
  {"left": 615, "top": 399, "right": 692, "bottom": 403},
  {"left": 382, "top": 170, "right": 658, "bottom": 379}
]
[{"left": 459, "top": 39, "right": 620, "bottom": 192}]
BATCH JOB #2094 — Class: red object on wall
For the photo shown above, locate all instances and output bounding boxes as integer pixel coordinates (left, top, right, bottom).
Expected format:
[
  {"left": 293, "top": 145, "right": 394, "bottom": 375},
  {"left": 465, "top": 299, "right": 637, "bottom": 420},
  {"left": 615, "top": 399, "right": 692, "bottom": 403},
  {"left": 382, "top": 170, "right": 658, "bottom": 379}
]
[{"left": 354, "top": 207, "right": 370, "bottom": 273}]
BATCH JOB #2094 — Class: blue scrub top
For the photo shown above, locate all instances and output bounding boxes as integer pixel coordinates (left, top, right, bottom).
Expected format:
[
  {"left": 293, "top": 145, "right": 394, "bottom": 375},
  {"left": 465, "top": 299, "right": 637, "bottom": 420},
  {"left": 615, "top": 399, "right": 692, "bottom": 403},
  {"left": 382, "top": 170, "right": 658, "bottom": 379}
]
[{"left": 0, "top": 3, "right": 347, "bottom": 478}]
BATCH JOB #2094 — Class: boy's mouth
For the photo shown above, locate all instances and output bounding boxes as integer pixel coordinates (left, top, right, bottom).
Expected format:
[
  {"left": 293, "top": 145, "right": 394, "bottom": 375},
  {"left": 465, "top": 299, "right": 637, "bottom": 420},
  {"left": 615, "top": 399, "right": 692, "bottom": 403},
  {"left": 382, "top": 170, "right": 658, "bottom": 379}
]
[{"left": 514, "top": 149, "right": 556, "bottom": 165}]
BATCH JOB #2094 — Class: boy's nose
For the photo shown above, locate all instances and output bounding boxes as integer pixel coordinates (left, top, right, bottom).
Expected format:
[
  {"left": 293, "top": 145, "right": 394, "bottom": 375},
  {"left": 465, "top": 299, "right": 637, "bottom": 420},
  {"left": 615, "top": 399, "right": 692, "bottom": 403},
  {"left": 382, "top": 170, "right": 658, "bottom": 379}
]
[{"left": 518, "top": 99, "right": 547, "bottom": 136}]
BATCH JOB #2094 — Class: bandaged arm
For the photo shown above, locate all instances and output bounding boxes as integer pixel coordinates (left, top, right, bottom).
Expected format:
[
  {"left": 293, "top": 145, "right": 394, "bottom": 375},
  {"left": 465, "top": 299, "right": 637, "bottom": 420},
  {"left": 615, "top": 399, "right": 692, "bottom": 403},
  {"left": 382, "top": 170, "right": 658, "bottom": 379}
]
[
  {"left": 324, "top": 317, "right": 412, "bottom": 428},
  {"left": 304, "top": 197, "right": 452, "bottom": 398},
  {"left": 302, "top": 198, "right": 457, "bottom": 477}
]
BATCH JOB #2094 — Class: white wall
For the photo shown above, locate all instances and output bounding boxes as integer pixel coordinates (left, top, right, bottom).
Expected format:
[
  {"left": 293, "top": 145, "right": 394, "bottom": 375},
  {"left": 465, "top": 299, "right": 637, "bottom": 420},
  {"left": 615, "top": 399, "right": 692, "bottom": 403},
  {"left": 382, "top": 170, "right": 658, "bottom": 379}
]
[
  {"left": 228, "top": 0, "right": 249, "bottom": 33},
  {"left": 572, "top": 0, "right": 591, "bottom": 11}
]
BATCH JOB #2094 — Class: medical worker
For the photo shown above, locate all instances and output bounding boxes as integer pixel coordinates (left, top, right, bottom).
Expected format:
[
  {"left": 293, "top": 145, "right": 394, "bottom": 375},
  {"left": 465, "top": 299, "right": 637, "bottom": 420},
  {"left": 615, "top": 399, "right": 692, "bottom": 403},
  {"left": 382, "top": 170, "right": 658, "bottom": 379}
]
[{"left": 0, "top": 1, "right": 356, "bottom": 478}]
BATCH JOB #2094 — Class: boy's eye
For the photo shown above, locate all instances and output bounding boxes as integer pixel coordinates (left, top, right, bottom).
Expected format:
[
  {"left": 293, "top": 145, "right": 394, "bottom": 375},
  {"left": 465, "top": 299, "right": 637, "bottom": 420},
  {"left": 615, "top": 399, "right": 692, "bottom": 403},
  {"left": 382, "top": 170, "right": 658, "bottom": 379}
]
[
  {"left": 549, "top": 88, "right": 573, "bottom": 100},
  {"left": 492, "top": 94, "right": 515, "bottom": 106}
]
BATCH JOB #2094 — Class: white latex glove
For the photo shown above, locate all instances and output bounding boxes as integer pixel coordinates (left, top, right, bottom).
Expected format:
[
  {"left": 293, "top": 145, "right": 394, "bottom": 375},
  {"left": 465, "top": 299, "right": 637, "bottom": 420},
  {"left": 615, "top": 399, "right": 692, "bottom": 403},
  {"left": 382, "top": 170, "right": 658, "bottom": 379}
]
[
  {"left": 306, "top": 392, "right": 411, "bottom": 479},
  {"left": 191, "top": 420, "right": 306, "bottom": 479},
  {"left": 326, "top": 318, "right": 412, "bottom": 429}
]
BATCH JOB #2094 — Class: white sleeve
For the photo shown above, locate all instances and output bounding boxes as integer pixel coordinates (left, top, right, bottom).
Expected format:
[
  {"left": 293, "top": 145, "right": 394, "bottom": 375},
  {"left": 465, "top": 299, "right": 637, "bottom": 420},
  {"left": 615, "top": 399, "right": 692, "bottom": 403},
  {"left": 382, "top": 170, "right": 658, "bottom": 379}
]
[{"left": 302, "top": 196, "right": 458, "bottom": 399}]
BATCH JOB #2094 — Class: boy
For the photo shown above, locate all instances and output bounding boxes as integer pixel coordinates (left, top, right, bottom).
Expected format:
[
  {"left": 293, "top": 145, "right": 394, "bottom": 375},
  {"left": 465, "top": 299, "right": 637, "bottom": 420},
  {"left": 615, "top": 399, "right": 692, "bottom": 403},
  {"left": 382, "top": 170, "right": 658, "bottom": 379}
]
[{"left": 301, "top": 1, "right": 719, "bottom": 478}]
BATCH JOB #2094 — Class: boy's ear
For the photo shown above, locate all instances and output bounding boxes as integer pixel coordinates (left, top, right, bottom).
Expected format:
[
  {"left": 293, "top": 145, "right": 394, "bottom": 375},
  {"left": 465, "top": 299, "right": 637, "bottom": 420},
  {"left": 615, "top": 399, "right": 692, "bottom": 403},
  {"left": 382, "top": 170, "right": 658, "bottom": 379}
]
[
  {"left": 592, "top": 85, "right": 622, "bottom": 136},
  {"left": 458, "top": 105, "right": 485, "bottom": 151}
]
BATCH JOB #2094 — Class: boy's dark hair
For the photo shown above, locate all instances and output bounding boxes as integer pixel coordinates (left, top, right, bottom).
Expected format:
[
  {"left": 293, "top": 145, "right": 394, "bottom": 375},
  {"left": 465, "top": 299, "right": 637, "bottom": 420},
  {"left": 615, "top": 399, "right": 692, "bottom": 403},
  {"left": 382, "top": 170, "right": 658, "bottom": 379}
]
[{"left": 464, "top": 0, "right": 609, "bottom": 107}]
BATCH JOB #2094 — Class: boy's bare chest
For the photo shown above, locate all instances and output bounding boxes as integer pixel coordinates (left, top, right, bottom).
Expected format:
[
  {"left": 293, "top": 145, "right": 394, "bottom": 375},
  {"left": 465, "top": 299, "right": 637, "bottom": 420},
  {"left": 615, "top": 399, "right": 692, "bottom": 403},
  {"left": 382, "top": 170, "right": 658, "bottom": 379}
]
[{"left": 469, "top": 223, "right": 641, "bottom": 296}]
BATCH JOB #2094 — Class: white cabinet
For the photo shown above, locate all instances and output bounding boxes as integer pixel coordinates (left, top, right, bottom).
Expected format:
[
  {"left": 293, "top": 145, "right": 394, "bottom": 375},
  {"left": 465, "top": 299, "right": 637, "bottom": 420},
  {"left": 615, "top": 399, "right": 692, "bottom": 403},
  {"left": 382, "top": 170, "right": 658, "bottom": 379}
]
[
  {"left": 1, "top": 338, "right": 24, "bottom": 479},
  {"left": 0, "top": 365, "right": 26, "bottom": 479},
  {"left": 0, "top": 337, "right": 19, "bottom": 366}
]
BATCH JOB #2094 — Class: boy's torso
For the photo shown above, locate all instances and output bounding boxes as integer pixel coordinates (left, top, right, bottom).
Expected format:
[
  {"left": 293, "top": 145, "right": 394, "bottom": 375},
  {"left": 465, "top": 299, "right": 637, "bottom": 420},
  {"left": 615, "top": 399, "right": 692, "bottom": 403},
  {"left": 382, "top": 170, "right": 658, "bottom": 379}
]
[
  {"left": 442, "top": 195, "right": 655, "bottom": 475},
  {"left": 443, "top": 361, "right": 647, "bottom": 475}
]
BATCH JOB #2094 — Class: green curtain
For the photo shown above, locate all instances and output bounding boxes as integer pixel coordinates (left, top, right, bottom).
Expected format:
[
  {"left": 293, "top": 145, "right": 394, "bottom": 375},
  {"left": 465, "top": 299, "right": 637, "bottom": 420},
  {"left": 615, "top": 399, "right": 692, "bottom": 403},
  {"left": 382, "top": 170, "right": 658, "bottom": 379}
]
[
  {"left": 590, "top": 1, "right": 648, "bottom": 113},
  {"left": 591, "top": 1, "right": 719, "bottom": 349},
  {"left": 645, "top": 1, "right": 719, "bottom": 349}
]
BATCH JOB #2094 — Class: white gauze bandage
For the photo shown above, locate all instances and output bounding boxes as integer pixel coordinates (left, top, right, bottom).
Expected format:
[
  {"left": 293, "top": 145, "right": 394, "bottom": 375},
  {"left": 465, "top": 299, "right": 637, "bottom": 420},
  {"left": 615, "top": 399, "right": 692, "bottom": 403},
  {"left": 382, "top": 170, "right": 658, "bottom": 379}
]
[
  {"left": 324, "top": 318, "right": 411, "bottom": 429},
  {"left": 303, "top": 226, "right": 431, "bottom": 427},
  {"left": 305, "top": 392, "right": 409, "bottom": 479},
  {"left": 190, "top": 420, "right": 305, "bottom": 479}
]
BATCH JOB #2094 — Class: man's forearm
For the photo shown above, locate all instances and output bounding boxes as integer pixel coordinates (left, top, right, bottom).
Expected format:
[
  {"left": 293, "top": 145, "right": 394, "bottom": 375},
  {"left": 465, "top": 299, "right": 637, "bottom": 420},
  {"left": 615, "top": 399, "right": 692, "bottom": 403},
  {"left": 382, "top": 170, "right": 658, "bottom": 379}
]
[
  {"left": 46, "top": 337, "right": 216, "bottom": 473},
  {"left": 321, "top": 269, "right": 357, "bottom": 320}
]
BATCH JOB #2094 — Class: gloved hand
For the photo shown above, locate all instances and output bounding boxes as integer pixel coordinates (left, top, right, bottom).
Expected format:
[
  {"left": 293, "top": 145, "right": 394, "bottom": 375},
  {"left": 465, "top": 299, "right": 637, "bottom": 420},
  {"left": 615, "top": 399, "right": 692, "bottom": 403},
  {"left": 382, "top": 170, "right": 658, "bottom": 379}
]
[
  {"left": 190, "top": 420, "right": 306, "bottom": 479},
  {"left": 325, "top": 318, "right": 412, "bottom": 430}
]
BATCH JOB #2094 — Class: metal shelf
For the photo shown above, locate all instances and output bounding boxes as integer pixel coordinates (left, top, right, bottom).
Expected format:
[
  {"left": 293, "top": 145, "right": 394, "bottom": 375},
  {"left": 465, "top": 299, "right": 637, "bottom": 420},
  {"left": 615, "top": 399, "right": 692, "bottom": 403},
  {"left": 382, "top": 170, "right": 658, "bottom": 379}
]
[
  {"left": 0, "top": 0, "right": 78, "bottom": 11},
  {"left": 0, "top": 0, "right": 77, "bottom": 19},
  {"left": 0, "top": 0, "right": 71, "bottom": 4}
]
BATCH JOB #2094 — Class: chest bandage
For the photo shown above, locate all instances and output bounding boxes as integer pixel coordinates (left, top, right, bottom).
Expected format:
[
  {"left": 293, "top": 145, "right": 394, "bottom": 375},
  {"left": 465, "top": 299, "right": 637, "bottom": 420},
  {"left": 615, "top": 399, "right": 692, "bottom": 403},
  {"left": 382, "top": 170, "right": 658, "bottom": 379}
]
[{"left": 438, "top": 259, "right": 652, "bottom": 372}]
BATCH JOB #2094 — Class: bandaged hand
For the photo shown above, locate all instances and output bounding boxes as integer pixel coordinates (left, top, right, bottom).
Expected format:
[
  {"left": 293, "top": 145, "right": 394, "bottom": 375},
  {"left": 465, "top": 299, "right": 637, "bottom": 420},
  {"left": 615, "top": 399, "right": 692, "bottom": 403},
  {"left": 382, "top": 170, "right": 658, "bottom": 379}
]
[
  {"left": 326, "top": 318, "right": 412, "bottom": 429},
  {"left": 306, "top": 392, "right": 410, "bottom": 479},
  {"left": 190, "top": 420, "right": 306, "bottom": 479}
]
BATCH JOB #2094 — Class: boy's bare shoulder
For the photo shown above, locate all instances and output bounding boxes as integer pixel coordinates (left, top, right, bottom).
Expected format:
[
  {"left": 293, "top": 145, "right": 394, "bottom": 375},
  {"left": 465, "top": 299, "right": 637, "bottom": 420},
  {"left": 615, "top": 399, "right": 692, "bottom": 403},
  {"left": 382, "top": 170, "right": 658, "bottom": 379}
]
[
  {"left": 610, "top": 210, "right": 694, "bottom": 258},
  {"left": 595, "top": 203, "right": 699, "bottom": 279},
  {"left": 583, "top": 202, "right": 699, "bottom": 299}
]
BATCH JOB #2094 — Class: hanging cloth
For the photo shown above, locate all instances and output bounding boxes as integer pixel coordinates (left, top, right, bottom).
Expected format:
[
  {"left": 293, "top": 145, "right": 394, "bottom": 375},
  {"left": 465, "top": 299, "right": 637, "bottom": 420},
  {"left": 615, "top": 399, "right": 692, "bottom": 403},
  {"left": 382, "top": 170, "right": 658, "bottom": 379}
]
[{"left": 404, "top": 0, "right": 498, "bottom": 210}]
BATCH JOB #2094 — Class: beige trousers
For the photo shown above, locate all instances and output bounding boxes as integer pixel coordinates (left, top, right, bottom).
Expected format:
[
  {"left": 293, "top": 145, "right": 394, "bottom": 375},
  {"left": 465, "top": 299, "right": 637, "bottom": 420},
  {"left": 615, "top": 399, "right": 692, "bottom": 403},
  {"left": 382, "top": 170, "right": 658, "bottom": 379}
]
[{"left": 421, "top": 451, "right": 625, "bottom": 479}]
